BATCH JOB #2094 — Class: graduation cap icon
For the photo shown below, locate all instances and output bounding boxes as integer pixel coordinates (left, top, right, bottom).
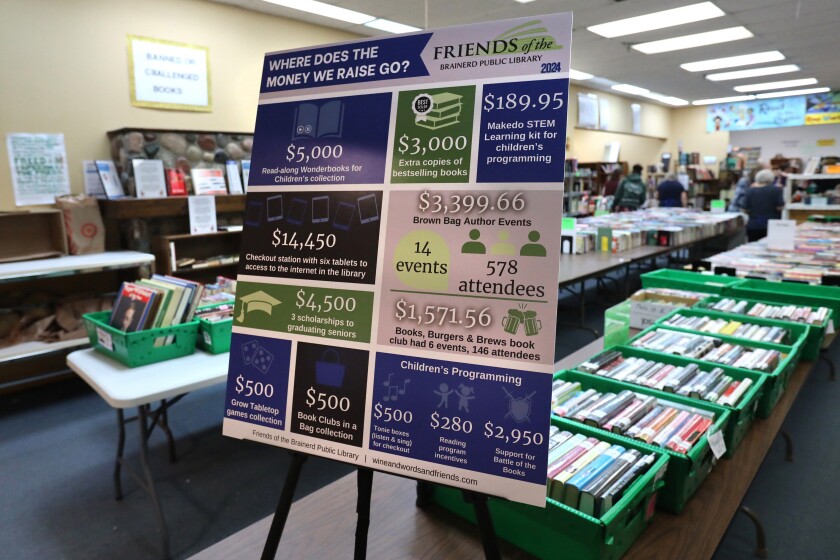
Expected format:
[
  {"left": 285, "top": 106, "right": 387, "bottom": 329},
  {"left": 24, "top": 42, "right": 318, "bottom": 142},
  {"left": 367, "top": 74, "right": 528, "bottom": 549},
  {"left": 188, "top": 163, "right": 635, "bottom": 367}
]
[{"left": 236, "top": 290, "right": 282, "bottom": 322}]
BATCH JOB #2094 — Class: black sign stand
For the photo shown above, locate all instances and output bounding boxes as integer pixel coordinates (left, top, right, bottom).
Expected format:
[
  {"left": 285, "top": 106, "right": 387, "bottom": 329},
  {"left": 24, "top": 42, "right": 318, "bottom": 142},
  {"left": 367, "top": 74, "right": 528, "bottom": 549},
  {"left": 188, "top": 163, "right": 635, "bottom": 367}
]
[{"left": 259, "top": 452, "right": 502, "bottom": 559}]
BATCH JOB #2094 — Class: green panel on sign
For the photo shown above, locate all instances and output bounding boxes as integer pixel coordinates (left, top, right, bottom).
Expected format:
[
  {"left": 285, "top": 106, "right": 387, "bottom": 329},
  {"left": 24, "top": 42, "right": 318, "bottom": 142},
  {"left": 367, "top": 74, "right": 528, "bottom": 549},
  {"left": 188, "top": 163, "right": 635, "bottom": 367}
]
[
  {"left": 234, "top": 281, "right": 373, "bottom": 342},
  {"left": 711, "top": 200, "right": 726, "bottom": 210},
  {"left": 391, "top": 86, "right": 475, "bottom": 183},
  {"left": 561, "top": 217, "right": 575, "bottom": 230}
]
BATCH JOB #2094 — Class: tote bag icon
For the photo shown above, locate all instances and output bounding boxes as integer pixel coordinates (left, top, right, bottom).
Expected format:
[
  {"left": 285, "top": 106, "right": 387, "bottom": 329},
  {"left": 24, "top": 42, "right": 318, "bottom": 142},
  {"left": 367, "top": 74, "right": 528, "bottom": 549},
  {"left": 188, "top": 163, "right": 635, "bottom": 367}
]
[{"left": 315, "top": 349, "right": 345, "bottom": 387}]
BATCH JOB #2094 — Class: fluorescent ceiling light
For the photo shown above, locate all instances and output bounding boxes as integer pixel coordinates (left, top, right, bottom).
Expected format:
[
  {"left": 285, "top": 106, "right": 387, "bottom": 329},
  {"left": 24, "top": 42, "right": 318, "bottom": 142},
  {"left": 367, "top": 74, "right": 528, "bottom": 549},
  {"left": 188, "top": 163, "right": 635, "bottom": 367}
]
[
  {"left": 756, "top": 87, "right": 830, "bottom": 99},
  {"left": 692, "top": 95, "right": 756, "bottom": 105},
  {"left": 514, "top": 0, "right": 537, "bottom": 3},
  {"left": 706, "top": 64, "right": 800, "bottom": 82},
  {"left": 588, "top": 2, "right": 724, "bottom": 39},
  {"left": 645, "top": 94, "right": 689, "bottom": 106},
  {"left": 633, "top": 26, "right": 752, "bottom": 54},
  {"left": 569, "top": 69, "right": 594, "bottom": 80},
  {"left": 734, "top": 78, "right": 818, "bottom": 92},
  {"left": 612, "top": 84, "right": 649, "bottom": 95},
  {"left": 681, "top": 51, "right": 785, "bottom": 72},
  {"left": 364, "top": 18, "right": 421, "bottom": 33},
  {"left": 263, "top": 0, "right": 374, "bottom": 25}
]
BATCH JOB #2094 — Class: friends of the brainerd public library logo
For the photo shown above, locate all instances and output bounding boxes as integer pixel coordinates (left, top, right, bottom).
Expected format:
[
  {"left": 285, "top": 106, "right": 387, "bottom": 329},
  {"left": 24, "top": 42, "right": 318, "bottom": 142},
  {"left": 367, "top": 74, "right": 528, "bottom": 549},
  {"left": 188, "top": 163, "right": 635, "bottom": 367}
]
[{"left": 432, "top": 20, "right": 563, "bottom": 60}]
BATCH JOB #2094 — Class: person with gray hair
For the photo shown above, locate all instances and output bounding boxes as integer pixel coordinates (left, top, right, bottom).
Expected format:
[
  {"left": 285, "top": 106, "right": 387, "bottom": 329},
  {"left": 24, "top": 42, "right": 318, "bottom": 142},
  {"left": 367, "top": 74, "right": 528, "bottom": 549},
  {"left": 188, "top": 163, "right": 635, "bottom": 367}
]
[
  {"left": 656, "top": 172, "right": 688, "bottom": 208},
  {"left": 742, "top": 168, "right": 785, "bottom": 242}
]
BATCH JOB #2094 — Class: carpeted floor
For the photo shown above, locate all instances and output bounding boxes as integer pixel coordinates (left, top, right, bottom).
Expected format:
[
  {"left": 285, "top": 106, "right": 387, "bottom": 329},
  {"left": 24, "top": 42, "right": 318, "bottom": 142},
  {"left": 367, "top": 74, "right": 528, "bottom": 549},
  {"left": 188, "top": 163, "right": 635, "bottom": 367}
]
[{"left": 0, "top": 263, "right": 837, "bottom": 559}]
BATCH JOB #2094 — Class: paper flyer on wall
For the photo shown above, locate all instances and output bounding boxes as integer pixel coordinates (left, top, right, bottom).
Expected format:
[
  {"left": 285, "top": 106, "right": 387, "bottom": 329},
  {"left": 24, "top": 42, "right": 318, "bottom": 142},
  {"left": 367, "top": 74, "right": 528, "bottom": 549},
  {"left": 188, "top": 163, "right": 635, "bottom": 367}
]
[
  {"left": 223, "top": 13, "right": 572, "bottom": 506},
  {"left": 6, "top": 133, "right": 71, "bottom": 206}
]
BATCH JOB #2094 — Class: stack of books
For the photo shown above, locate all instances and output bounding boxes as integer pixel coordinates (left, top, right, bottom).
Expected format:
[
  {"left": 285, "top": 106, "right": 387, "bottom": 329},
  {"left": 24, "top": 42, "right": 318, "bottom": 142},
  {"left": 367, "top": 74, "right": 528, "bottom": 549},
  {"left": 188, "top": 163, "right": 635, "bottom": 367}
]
[
  {"left": 663, "top": 313, "right": 789, "bottom": 344},
  {"left": 415, "top": 92, "right": 462, "bottom": 130},
  {"left": 546, "top": 426, "right": 657, "bottom": 515},
  {"left": 108, "top": 275, "right": 205, "bottom": 333},
  {"left": 579, "top": 350, "right": 754, "bottom": 407},
  {"left": 709, "top": 298, "right": 830, "bottom": 326},
  {"left": 551, "top": 381, "right": 714, "bottom": 452}
]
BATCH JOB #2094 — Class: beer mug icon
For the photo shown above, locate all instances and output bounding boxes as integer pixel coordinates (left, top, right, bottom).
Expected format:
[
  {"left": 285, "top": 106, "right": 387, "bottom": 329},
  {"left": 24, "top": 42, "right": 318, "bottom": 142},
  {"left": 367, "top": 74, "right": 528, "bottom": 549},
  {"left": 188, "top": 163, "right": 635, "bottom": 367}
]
[
  {"left": 502, "top": 309, "right": 525, "bottom": 335},
  {"left": 524, "top": 310, "right": 542, "bottom": 336}
]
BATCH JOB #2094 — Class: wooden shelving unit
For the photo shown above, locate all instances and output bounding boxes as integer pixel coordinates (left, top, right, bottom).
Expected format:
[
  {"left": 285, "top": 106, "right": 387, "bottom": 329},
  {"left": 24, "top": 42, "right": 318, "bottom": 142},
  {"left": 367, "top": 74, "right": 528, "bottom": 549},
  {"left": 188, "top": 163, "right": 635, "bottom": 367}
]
[{"left": 153, "top": 231, "right": 241, "bottom": 283}]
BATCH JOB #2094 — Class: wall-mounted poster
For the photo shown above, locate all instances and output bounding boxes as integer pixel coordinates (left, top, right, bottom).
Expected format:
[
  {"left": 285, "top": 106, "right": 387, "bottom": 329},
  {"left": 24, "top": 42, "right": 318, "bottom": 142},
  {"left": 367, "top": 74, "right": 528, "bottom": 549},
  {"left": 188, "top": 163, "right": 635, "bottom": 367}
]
[
  {"left": 6, "top": 133, "right": 71, "bottom": 206},
  {"left": 805, "top": 91, "right": 840, "bottom": 126},
  {"left": 127, "top": 35, "right": 211, "bottom": 112},
  {"left": 707, "top": 96, "right": 806, "bottom": 132}
]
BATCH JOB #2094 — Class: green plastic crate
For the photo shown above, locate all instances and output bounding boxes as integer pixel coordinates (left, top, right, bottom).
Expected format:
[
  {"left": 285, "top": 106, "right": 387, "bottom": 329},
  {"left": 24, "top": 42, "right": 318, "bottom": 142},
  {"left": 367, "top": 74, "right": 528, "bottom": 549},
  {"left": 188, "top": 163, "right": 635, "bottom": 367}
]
[
  {"left": 574, "top": 345, "right": 763, "bottom": 452},
  {"left": 554, "top": 369, "right": 730, "bottom": 514},
  {"left": 631, "top": 324, "right": 800, "bottom": 418},
  {"left": 694, "top": 295, "right": 831, "bottom": 361},
  {"left": 729, "top": 278, "right": 840, "bottom": 329},
  {"left": 83, "top": 311, "right": 199, "bottom": 367},
  {"left": 428, "top": 419, "right": 669, "bottom": 560},
  {"left": 641, "top": 269, "right": 743, "bottom": 295},
  {"left": 196, "top": 303, "right": 233, "bottom": 354}
]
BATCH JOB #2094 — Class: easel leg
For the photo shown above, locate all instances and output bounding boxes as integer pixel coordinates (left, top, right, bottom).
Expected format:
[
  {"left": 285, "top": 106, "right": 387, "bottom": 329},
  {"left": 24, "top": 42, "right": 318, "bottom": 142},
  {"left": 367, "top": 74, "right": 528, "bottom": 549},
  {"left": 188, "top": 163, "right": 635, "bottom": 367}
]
[
  {"left": 415, "top": 481, "right": 433, "bottom": 508},
  {"left": 137, "top": 405, "right": 171, "bottom": 560},
  {"left": 354, "top": 468, "right": 374, "bottom": 560},
  {"left": 261, "top": 452, "right": 308, "bottom": 560},
  {"left": 114, "top": 408, "right": 126, "bottom": 500},
  {"left": 739, "top": 506, "right": 769, "bottom": 559},
  {"left": 463, "top": 491, "right": 501, "bottom": 560}
]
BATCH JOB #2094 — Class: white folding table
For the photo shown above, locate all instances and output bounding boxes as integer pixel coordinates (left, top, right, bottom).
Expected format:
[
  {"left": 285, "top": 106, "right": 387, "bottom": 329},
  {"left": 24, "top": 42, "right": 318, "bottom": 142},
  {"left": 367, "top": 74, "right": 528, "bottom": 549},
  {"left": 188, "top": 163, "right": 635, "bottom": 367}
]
[{"left": 66, "top": 348, "right": 229, "bottom": 559}]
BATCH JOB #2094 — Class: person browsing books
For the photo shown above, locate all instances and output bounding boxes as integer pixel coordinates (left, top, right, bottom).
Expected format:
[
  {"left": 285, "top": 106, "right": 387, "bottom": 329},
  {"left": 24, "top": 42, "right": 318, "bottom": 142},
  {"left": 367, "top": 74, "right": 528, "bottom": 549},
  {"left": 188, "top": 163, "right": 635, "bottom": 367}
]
[
  {"left": 742, "top": 169, "right": 785, "bottom": 242},
  {"left": 611, "top": 164, "right": 646, "bottom": 211},
  {"left": 656, "top": 173, "right": 687, "bottom": 208}
]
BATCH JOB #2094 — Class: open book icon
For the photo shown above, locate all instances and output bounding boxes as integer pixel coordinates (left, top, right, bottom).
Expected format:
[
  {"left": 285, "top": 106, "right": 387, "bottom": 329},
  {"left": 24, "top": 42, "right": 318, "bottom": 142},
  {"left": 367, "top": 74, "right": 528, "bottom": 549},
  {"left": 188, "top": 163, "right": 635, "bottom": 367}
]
[{"left": 293, "top": 100, "right": 344, "bottom": 139}]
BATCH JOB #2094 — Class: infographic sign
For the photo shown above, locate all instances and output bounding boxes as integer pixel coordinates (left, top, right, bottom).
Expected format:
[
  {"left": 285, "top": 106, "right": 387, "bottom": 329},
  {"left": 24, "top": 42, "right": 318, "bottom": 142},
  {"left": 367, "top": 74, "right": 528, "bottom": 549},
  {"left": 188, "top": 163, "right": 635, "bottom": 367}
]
[{"left": 223, "top": 14, "right": 572, "bottom": 506}]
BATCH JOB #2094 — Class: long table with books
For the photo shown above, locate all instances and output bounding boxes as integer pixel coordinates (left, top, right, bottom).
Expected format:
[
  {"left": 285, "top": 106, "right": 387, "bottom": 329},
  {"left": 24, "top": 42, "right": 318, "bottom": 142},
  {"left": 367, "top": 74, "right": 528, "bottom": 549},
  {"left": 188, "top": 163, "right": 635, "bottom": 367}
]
[{"left": 189, "top": 342, "right": 817, "bottom": 560}]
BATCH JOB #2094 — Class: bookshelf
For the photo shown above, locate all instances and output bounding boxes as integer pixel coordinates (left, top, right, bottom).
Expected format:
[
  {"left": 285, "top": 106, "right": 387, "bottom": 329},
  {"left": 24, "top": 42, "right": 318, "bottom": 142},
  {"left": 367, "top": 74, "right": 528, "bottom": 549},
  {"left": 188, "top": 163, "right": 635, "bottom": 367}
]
[{"left": 153, "top": 231, "right": 241, "bottom": 283}]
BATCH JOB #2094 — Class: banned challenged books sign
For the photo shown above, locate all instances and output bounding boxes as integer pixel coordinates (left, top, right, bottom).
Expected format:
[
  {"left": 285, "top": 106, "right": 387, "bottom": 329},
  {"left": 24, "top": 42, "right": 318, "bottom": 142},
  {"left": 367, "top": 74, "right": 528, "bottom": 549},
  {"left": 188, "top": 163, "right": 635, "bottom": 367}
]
[{"left": 223, "top": 14, "right": 572, "bottom": 506}]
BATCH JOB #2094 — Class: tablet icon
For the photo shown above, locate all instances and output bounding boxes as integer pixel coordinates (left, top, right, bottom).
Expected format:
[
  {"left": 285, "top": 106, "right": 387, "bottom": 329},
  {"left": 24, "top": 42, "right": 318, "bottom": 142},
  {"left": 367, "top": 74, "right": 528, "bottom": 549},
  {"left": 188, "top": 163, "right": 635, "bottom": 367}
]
[
  {"left": 333, "top": 202, "right": 354, "bottom": 231},
  {"left": 266, "top": 195, "right": 284, "bottom": 222},
  {"left": 357, "top": 194, "right": 380, "bottom": 224},
  {"left": 312, "top": 196, "right": 330, "bottom": 224}
]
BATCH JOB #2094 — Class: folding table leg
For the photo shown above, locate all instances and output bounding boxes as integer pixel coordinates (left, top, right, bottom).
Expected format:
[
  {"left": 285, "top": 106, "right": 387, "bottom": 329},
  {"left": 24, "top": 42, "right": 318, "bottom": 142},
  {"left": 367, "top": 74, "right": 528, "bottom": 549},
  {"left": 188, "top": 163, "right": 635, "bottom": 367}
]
[
  {"left": 159, "top": 399, "right": 178, "bottom": 463},
  {"left": 138, "top": 405, "right": 171, "bottom": 559},
  {"left": 114, "top": 408, "right": 126, "bottom": 500}
]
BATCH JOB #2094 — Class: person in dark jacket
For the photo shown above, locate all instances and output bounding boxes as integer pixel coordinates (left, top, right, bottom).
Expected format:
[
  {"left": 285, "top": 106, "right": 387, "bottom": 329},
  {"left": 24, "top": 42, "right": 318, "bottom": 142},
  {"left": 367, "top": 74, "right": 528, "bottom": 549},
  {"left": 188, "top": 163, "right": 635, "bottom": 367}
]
[
  {"left": 742, "top": 169, "right": 785, "bottom": 242},
  {"left": 612, "top": 164, "right": 646, "bottom": 211},
  {"left": 656, "top": 173, "right": 687, "bottom": 208}
]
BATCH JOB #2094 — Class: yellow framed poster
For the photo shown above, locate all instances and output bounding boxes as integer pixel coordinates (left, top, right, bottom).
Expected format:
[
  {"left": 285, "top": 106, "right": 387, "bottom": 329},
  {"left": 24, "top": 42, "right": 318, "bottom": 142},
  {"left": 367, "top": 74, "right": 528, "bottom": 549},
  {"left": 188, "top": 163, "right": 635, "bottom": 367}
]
[{"left": 127, "top": 35, "right": 211, "bottom": 112}]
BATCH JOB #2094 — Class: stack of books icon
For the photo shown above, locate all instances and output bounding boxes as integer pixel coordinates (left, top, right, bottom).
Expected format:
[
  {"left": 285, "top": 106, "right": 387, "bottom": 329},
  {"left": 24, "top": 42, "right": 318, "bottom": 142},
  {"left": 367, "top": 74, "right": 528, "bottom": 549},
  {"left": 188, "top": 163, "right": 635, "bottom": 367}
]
[{"left": 416, "top": 92, "right": 462, "bottom": 130}]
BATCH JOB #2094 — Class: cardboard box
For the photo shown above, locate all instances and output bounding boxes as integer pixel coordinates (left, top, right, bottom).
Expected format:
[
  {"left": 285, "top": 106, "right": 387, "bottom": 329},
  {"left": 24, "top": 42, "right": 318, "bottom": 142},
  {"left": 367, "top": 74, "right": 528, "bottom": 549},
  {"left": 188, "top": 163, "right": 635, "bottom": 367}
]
[
  {"left": 0, "top": 210, "right": 68, "bottom": 263},
  {"left": 630, "top": 290, "right": 706, "bottom": 329}
]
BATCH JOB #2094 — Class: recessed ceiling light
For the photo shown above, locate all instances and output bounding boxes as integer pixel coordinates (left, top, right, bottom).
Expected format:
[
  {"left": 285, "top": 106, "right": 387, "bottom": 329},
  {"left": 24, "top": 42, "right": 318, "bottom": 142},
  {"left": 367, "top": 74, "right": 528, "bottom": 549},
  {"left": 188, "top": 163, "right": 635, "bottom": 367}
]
[
  {"left": 569, "top": 69, "right": 594, "bottom": 81},
  {"left": 364, "top": 18, "right": 421, "bottom": 33},
  {"left": 706, "top": 64, "right": 800, "bottom": 82},
  {"left": 612, "top": 84, "right": 650, "bottom": 95},
  {"left": 263, "top": 0, "right": 374, "bottom": 25},
  {"left": 681, "top": 51, "right": 785, "bottom": 72},
  {"left": 734, "top": 78, "right": 818, "bottom": 92},
  {"left": 633, "top": 26, "right": 753, "bottom": 54},
  {"left": 755, "top": 87, "right": 830, "bottom": 99},
  {"left": 588, "top": 2, "right": 725, "bottom": 39},
  {"left": 513, "top": 0, "right": 537, "bottom": 3},
  {"left": 692, "top": 95, "right": 756, "bottom": 105}
]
